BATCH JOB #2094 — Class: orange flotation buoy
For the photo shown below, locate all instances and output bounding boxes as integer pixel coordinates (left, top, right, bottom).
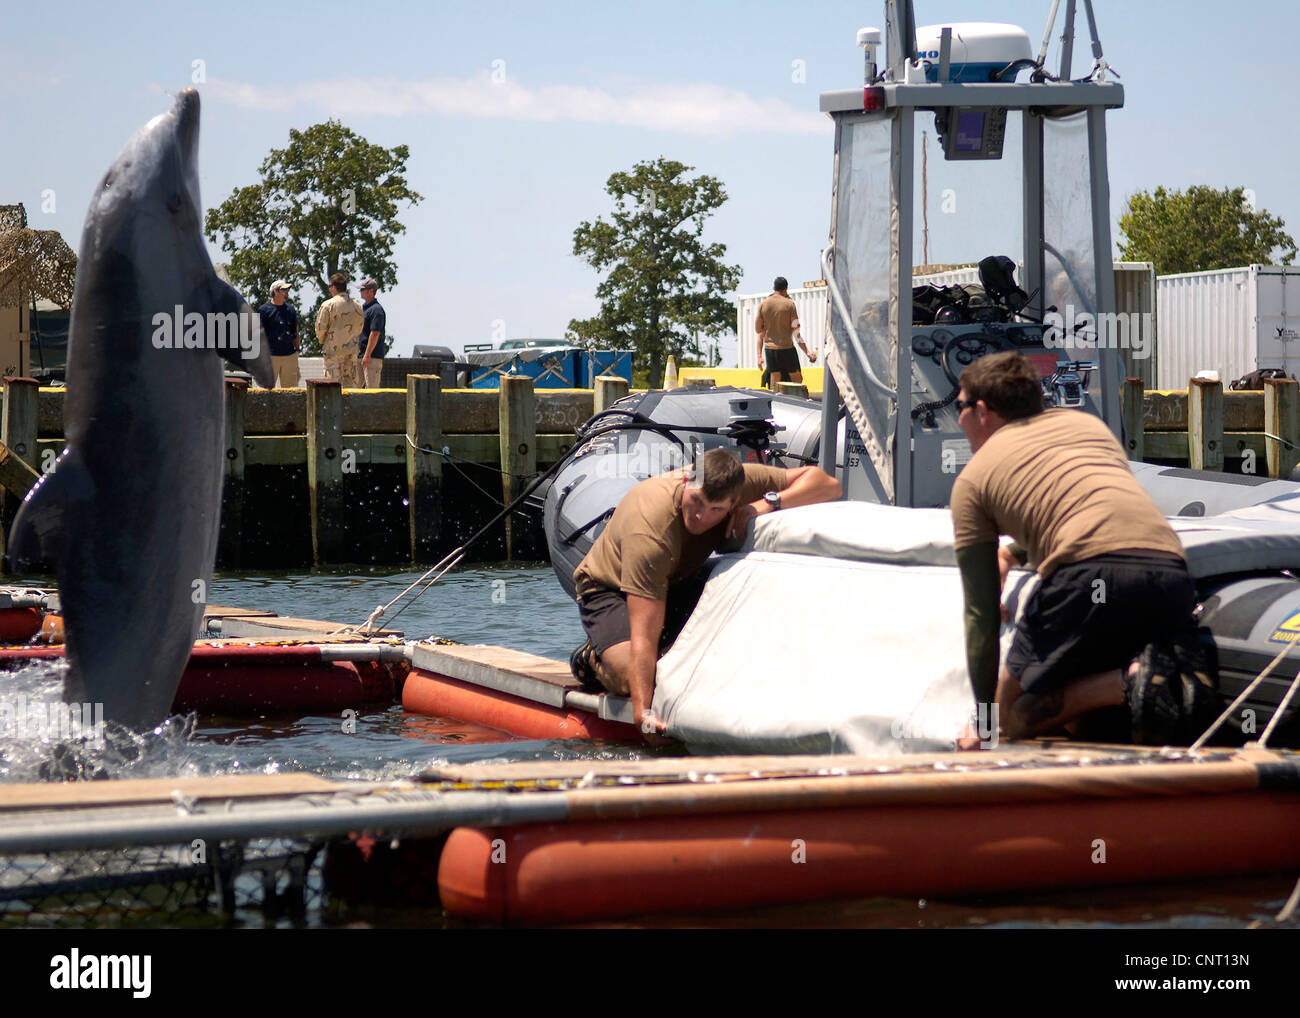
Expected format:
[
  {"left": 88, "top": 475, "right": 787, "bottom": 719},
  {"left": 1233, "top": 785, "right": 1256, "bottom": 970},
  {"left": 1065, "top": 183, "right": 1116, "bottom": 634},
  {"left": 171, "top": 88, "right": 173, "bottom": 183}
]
[
  {"left": 438, "top": 792, "right": 1300, "bottom": 924},
  {"left": 0, "top": 606, "right": 44, "bottom": 644},
  {"left": 403, "top": 668, "right": 636, "bottom": 742}
]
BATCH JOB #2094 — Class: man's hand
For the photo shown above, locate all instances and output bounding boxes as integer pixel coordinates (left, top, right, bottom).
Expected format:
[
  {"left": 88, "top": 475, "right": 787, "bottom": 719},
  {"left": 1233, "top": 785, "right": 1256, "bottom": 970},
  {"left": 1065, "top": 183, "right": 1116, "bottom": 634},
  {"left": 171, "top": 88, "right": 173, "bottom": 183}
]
[
  {"left": 639, "top": 709, "right": 671, "bottom": 746},
  {"left": 806, "top": 346, "right": 818, "bottom": 363},
  {"left": 726, "top": 501, "right": 759, "bottom": 539},
  {"left": 757, "top": 351, "right": 765, "bottom": 369},
  {"left": 361, "top": 354, "right": 371, "bottom": 371}
]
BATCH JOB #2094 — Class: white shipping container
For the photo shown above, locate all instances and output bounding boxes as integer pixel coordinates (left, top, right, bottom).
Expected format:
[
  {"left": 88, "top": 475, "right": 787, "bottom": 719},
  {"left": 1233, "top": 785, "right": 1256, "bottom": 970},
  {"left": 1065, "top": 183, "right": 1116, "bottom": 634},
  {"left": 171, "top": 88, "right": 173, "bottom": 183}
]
[{"left": 1156, "top": 265, "right": 1300, "bottom": 390}]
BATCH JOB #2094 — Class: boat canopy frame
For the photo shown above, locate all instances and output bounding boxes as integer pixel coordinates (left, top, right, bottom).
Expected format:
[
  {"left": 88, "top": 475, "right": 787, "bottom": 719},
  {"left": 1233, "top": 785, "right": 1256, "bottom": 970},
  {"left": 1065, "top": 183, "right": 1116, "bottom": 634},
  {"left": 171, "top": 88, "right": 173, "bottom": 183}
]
[{"left": 817, "top": 1, "right": 1125, "bottom": 507}]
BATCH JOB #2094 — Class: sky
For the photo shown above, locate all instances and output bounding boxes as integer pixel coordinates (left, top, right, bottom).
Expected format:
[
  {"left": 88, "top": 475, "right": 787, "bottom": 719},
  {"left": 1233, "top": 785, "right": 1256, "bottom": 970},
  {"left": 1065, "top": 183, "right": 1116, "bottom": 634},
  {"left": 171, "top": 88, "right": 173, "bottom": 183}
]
[{"left": 3, "top": 0, "right": 1296, "bottom": 364}]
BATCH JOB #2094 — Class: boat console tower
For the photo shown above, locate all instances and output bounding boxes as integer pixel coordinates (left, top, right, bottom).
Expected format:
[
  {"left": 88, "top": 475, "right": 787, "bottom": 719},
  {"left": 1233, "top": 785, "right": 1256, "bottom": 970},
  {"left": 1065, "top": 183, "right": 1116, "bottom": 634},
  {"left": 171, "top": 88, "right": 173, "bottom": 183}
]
[{"left": 819, "top": 0, "right": 1125, "bottom": 507}]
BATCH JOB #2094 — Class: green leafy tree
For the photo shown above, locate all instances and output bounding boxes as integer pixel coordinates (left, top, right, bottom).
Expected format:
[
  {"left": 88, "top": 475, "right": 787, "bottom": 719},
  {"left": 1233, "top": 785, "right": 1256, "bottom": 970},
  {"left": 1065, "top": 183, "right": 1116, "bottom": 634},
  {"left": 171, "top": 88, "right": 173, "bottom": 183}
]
[
  {"left": 205, "top": 121, "right": 422, "bottom": 354},
  {"left": 568, "top": 158, "right": 742, "bottom": 387},
  {"left": 1118, "top": 185, "right": 1296, "bottom": 275}
]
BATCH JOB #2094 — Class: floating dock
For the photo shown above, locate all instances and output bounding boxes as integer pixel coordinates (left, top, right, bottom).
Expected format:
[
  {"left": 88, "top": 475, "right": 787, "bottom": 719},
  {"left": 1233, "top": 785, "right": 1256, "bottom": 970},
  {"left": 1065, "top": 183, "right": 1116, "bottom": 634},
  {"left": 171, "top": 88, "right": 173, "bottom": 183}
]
[{"left": 1, "top": 745, "right": 1297, "bottom": 925}]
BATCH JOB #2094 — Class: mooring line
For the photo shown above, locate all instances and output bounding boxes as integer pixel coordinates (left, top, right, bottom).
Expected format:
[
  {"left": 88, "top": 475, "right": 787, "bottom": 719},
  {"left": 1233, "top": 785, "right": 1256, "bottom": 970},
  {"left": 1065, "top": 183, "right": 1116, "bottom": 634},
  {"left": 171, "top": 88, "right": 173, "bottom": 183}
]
[{"left": 1190, "top": 636, "right": 1300, "bottom": 751}]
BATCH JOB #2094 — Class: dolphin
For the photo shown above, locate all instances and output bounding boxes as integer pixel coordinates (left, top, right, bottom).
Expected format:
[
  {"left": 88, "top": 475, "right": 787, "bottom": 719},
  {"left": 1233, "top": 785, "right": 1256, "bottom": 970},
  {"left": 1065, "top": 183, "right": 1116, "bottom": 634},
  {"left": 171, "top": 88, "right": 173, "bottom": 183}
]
[{"left": 8, "top": 88, "right": 275, "bottom": 731}]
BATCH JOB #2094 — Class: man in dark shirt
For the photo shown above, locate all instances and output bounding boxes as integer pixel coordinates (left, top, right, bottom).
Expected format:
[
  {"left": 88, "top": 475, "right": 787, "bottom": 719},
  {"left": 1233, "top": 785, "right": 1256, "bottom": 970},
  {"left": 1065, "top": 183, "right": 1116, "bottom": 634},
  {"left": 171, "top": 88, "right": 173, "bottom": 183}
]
[
  {"left": 257, "top": 280, "right": 300, "bottom": 388},
  {"left": 357, "top": 278, "right": 387, "bottom": 388}
]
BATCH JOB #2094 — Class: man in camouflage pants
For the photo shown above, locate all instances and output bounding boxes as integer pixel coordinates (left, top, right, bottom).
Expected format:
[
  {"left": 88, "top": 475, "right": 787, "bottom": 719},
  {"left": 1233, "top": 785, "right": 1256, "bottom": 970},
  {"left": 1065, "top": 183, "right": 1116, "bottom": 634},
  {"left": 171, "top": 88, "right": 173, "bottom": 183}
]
[{"left": 315, "top": 273, "right": 365, "bottom": 387}]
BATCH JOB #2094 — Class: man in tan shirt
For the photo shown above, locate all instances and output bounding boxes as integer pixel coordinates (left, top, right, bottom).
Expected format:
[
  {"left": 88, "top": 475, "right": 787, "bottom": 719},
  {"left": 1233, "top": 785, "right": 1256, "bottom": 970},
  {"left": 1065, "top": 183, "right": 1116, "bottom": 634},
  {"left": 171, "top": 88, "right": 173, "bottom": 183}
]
[
  {"left": 315, "top": 273, "right": 365, "bottom": 387},
  {"left": 951, "top": 351, "right": 1212, "bottom": 746},
  {"left": 571, "top": 448, "right": 841, "bottom": 741},
  {"left": 756, "top": 277, "right": 815, "bottom": 389}
]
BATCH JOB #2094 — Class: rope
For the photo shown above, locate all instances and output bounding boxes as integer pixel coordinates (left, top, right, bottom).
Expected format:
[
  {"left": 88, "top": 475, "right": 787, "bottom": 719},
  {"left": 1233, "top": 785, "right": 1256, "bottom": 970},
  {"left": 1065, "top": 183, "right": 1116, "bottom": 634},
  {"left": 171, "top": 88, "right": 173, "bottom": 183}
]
[
  {"left": 1258, "top": 654, "right": 1300, "bottom": 748},
  {"left": 343, "top": 407, "right": 783, "bottom": 637},
  {"left": 1278, "top": 876, "right": 1300, "bottom": 923},
  {"left": 1189, "top": 636, "right": 1300, "bottom": 751}
]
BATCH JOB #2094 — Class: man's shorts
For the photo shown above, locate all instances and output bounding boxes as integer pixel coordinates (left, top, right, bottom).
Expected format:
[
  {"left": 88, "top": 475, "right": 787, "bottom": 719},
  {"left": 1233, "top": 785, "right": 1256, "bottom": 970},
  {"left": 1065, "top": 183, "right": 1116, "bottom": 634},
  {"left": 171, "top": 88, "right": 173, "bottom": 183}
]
[
  {"left": 576, "top": 566, "right": 712, "bottom": 657},
  {"left": 764, "top": 345, "right": 801, "bottom": 376},
  {"left": 1006, "top": 552, "right": 1197, "bottom": 694}
]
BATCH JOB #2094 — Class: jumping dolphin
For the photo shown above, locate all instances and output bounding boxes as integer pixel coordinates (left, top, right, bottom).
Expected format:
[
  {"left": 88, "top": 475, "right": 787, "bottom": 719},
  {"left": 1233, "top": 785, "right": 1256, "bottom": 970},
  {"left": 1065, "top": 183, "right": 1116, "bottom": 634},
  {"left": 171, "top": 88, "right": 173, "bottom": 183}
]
[{"left": 8, "top": 88, "right": 275, "bottom": 731}]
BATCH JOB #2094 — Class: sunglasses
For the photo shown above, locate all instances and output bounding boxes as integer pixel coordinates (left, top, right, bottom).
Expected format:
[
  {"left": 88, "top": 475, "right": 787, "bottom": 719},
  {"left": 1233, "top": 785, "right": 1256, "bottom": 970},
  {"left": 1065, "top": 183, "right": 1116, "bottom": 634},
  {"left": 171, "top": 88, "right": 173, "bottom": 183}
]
[{"left": 955, "top": 398, "right": 978, "bottom": 412}]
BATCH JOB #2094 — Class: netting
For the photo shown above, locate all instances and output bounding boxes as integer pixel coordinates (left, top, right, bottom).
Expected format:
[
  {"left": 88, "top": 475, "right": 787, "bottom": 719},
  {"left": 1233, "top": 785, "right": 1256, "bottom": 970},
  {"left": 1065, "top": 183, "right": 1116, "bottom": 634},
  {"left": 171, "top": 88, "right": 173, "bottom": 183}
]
[{"left": 0, "top": 837, "right": 328, "bottom": 928}]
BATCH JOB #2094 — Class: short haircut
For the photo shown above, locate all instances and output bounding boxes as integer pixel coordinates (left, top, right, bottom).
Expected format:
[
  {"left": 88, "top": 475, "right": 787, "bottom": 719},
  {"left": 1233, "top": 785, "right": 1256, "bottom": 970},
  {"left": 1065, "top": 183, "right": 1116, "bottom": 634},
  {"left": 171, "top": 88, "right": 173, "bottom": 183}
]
[
  {"left": 690, "top": 447, "right": 746, "bottom": 502},
  {"left": 773, "top": 276, "right": 788, "bottom": 292},
  {"left": 959, "top": 351, "right": 1044, "bottom": 420},
  {"left": 329, "top": 272, "right": 348, "bottom": 291}
]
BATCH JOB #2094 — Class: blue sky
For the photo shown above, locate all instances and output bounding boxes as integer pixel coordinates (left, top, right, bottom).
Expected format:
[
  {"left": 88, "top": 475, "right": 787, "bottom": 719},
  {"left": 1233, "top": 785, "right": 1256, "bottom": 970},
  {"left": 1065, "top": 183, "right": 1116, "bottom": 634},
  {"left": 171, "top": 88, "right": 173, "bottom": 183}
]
[{"left": 3, "top": 0, "right": 1295, "bottom": 362}]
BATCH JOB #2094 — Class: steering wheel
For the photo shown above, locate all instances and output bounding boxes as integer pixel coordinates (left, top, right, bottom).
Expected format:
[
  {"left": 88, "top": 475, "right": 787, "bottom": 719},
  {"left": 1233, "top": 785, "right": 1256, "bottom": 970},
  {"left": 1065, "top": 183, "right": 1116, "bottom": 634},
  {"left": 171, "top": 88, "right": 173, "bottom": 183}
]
[{"left": 942, "top": 332, "right": 1009, "bottom": 387}]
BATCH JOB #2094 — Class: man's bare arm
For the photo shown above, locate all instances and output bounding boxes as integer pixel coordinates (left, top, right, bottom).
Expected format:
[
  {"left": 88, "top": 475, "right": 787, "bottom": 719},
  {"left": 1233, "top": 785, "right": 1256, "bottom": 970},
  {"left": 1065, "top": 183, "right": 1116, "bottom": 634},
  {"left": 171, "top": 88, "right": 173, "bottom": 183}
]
[
  {"left": 626, "top": 593, "right": 667, "bottom": 731},
  {"left": 771, "top": 465, "right": 841, "bottom": 509},
  {"left": 732, "top": 465, "right": 841, "bottom": 537}
]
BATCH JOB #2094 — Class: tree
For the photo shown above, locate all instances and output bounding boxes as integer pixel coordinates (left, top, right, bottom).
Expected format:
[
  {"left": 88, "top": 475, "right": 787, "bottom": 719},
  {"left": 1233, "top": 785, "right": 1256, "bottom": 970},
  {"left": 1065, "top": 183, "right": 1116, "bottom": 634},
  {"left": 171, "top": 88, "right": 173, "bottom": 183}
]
[
  {"left": 205, "top": 121, "right": 422, "bottom": 354},
  {"left": 1117, "top": 185, "right": 1296, "bottom": 275},
  {"left": 568, "top": 158, "right": 742, "bottom": 387}
]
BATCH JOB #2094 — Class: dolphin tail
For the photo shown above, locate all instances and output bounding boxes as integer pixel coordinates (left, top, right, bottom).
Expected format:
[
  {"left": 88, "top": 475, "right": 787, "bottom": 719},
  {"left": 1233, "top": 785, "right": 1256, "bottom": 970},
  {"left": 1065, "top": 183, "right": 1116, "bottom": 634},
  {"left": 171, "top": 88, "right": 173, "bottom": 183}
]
[
  {"left": 211, "top": 278, "right": 277, "bottom": 389},
  {"left": 5, "top": 448, "right": 93, "bottom": 574}
]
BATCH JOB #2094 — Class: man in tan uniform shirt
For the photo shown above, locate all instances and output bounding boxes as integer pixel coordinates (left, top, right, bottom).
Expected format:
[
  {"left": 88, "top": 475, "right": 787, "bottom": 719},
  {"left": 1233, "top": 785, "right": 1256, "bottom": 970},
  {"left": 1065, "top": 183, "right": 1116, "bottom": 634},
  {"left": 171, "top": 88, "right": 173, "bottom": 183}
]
[
  {"left": 315, "top": 273, "right": 365, "bottom": 387},
  {"left": 756, "top": 276, "right": 815, "bottom": 389},
  {"left": 951, "top": 351, "right": 1213, "bottom": 746},
  {"left": 571, "top": 448, "right": 841, "bottom": 741}
]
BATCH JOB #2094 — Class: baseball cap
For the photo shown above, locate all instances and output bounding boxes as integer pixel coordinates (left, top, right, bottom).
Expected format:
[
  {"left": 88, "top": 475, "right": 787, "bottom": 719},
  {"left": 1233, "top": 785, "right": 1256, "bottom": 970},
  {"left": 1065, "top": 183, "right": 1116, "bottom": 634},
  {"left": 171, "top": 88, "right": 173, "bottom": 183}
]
[
  {"left": 360, "top": 278, "right": 379, "bottom": 290},
  {"left": 271, "top": 279, "right": 291, "bottom": 292}
]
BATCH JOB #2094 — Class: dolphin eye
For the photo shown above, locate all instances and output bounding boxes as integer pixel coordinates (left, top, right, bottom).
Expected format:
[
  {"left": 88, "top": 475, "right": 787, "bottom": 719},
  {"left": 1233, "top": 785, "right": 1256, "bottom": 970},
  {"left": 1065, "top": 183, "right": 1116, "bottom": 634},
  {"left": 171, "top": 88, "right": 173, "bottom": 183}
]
[{"left": 167, "top": 192, "right": 182, "bottom": 214}]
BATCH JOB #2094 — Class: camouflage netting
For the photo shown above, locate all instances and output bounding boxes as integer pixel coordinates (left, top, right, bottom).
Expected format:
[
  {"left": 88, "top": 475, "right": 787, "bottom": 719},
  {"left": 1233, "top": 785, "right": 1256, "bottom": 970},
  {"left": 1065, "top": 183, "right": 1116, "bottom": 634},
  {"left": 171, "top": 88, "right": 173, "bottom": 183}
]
[
  {"left": 0, "top": 204, "right": 77, "bottom": 310},
  {"left": 0, "top": 838, "right": 329, "bottom": 928}
]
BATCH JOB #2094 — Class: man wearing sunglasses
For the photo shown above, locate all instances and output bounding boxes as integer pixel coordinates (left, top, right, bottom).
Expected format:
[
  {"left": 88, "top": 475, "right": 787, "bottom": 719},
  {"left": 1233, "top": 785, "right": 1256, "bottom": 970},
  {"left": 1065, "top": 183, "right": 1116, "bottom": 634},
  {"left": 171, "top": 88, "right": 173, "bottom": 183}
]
[{"left": 950, "top": 351, "right": 1207, "bottom": 747}]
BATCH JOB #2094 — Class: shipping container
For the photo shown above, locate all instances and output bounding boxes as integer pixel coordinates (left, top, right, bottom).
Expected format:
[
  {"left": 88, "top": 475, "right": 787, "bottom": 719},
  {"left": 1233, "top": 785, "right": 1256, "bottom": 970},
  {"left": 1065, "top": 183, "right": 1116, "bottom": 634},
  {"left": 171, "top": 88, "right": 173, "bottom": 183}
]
[{"left": 1155, "top": 265, "right": 1300, "bottom": 390}]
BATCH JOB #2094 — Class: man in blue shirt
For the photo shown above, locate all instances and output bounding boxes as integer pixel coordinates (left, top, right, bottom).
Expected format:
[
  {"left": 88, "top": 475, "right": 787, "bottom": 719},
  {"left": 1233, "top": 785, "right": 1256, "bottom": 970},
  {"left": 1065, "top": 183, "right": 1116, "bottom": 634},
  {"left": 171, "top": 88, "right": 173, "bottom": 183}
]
[
  {"left": 357, "top": 278, "right": 387, "bottom": 388},
  {"left": 257, "top": 280, "right": 300, "bottom": 387}
]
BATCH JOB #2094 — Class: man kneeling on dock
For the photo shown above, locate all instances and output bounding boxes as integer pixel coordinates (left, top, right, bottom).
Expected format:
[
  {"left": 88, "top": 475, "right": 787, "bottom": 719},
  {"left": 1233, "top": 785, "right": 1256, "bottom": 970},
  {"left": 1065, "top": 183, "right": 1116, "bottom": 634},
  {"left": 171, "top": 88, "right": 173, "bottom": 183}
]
[
  {"left": 951, "top": 351, "right": 1217, "bottom": 747},
  {"left": 569, "top": 448, "right": 841, "bottom": 741}
]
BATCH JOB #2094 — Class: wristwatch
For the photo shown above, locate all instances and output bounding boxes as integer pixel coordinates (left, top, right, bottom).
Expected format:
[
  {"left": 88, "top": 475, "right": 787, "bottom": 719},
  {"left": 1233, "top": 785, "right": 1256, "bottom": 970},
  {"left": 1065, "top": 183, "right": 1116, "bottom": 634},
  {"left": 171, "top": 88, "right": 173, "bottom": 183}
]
[{"left": 764, "top": 490, "right": 782, "bottom": 511}]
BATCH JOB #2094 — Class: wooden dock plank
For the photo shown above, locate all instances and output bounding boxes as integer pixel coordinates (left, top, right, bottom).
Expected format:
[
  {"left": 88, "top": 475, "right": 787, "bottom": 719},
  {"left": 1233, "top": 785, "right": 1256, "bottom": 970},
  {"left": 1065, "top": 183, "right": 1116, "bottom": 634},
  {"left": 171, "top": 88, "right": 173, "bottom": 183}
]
[
  {"left": 410, "top": 642, "right": 582, "bottom": 707},
  {"left": 201, "top": 604, "right": 279, "bottom": 619},
  {"left": 0, "top": 772, "right": 344, "bottom": 811},
  {"left": 418, "top": 743, "right": 1213, "bottom": 785},
  {"left": 217, "top": 615, "right": 403, "bottom": 639}
]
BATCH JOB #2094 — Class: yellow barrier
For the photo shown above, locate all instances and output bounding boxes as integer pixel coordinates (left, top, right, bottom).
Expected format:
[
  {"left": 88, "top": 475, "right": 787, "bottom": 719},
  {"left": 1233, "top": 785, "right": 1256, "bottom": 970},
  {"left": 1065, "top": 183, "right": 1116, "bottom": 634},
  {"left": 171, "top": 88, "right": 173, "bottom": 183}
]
[{"left": 677, "top": 366, "right": 824, "bottom": 395}]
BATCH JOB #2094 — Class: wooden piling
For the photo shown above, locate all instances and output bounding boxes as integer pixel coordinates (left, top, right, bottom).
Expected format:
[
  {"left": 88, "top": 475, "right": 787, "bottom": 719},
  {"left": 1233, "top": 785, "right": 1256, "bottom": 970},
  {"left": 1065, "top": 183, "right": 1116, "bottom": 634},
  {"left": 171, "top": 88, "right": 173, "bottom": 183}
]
[
  {"left": 593, "top": 376, "right": 630, "bottom": 415},
  {"left": 1121, "top": 377, "right": 1144, "bottom": 462},
  {"left": 0, "top": 442, "right": 39, "bottom": 501},
  {"left": 1188, "top": 377, "right": 1224, "bottom": 472},
  {"left": 406, "top": 375, "right": 443, "bottom": 562},
  {"left": 1264, "top": 377, "right": 1300, "bottom": 479},
  {"left": 779, "top": 381, "right": 810, "bottom": 400},
  {"left": 306, "top": 379, "right": 345, "bottom": 564},
  {"left": 499, "top": 377, "right": 536, "bottom": 561},
  {"left": 1, "top": 377, "right": 39, "bottom": 537},
  {"left": 217, "top": 378, "right": 248, "bottom": 569}
]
